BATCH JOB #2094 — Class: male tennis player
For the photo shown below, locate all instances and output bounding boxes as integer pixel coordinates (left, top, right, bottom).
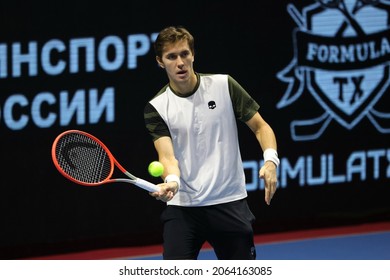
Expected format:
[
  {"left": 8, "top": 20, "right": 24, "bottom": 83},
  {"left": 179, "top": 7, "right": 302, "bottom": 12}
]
[{"left": 144, "top": 26, "right": 279, "bottom": 260}]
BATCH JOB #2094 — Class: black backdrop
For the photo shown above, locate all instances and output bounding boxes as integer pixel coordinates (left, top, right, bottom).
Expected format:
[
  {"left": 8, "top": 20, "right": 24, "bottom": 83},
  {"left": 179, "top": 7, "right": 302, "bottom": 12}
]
[{"left": 0, "top": 0, "right": 389, "bottom": 259}]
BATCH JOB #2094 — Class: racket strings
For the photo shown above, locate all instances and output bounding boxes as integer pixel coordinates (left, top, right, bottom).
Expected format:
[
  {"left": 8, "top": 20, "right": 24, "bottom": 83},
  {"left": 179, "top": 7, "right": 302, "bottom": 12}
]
[{"left": 55, "top": 133, "right": 112, "bottom": 184}]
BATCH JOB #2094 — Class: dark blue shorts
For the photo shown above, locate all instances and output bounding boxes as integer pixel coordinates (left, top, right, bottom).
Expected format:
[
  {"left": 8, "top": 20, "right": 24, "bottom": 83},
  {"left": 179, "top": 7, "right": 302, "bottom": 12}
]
[{"left": 160, "top": 198, "right": 256, "bottom": 260}]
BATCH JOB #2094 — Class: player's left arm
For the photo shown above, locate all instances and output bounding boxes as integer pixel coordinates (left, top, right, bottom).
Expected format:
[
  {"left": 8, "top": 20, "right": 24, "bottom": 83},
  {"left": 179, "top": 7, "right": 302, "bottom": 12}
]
[
  {"left": 227, "top": 75, "right": 279, "bottom": 204},
  {"left": 245, "top": 112, "right": 279, "bottom": 205}
]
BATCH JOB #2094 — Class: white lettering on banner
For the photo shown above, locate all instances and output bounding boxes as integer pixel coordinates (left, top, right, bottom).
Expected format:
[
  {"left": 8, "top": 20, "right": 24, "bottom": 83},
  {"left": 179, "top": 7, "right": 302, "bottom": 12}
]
[
  {"left": 12, "top": 41, "right": 38, "bottom": 77},
  {"left": 244, "top": 148, "right": 390, "bottom": 190},
  {"left": 98, "top": 36, "right": 125, "bottom": 71},
  {"left": 0, "top": 87, "right": 114, "bottom": 130},
  {"left": 69, "top": 38, "right": 95, "bottom": 73},
  {"left": 0, "top": 33, "right": 158, "bottom": 78},
  {"left": 306, "top": 37, "right": 390, "bottom": 64},
  {"left": 3, "top": 95, "right": 29, "bottom": 130},
  {"left": 0, "top": 32, "right": 160, "bottom": 131},
  {"left": 41, "top": 39, "right": 66, "bottom": 75},
  {"left": 0, "top": 44, "right": 7, "bottom": 78},
  {"left": 127, "top": 34, "right": 151, "bottom": 69}
]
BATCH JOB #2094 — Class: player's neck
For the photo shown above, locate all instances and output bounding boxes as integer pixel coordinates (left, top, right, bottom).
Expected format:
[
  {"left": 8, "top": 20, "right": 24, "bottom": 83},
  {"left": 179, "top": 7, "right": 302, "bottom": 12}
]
[{"left": 171, "top": 72, "right": 198, "bottom": 96}]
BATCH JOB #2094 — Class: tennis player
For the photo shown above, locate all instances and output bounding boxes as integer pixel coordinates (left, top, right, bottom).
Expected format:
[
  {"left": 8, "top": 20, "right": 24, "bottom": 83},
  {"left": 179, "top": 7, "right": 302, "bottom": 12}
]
[{"left": 144, "top": 26, "right": 279, "bottom": 260}]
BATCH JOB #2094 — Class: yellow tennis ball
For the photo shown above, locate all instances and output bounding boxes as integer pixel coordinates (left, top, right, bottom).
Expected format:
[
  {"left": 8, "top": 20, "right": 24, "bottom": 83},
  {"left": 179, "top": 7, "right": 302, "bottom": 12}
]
[{"left": 148, "top": 161, "right": 164, "bottom": 177}]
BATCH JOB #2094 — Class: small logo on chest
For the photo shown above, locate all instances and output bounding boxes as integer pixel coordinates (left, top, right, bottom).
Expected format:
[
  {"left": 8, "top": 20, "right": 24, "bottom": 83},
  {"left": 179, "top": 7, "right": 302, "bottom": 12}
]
[{"left": 208, "top": 101, "right": 216, "bottom": 109}]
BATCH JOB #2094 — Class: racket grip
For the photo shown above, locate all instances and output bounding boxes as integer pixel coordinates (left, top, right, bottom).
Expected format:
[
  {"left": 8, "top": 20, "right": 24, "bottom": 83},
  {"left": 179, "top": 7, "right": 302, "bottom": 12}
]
[{"left": 134, "top": 178, "right": 160, "bottom": 192}]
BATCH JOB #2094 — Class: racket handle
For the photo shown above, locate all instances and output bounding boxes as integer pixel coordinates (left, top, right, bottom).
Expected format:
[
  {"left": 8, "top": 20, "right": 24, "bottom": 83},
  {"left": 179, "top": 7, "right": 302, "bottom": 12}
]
[{"left": 134, "top": 178, "right": 160, "bottom": 192}]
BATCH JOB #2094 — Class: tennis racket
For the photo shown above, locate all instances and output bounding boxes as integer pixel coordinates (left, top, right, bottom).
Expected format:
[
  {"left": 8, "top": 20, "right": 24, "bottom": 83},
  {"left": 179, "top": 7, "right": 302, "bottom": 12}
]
[{"left": 51, "top": 130, "right": 160, "bottom": 192}]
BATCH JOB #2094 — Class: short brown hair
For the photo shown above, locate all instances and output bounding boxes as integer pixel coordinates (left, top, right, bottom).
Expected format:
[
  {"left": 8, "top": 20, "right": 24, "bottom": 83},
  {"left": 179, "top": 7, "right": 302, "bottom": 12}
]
[{"left": 154, "top": 26, "right": 195, "bottom": 58}]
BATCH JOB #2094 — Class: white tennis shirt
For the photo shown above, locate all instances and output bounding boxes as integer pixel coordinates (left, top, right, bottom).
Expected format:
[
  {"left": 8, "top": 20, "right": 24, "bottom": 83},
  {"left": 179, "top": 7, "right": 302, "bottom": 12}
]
[{"left": 145, "top": 73, "right": 260, "bottom": 206}]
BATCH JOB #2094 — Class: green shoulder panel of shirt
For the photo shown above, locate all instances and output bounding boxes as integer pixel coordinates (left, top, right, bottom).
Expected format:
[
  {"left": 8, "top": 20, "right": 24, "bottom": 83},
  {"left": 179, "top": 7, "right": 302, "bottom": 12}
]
[{"left": 226, "top": 74, "right": 260, "bottom": 122}]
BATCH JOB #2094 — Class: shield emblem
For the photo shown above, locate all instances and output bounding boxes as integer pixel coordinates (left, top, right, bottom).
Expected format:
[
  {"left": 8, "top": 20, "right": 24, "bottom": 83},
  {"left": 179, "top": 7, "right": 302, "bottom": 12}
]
[
  {"left": 306, "top": 0, "right": 389, "bottom": 128},
  {"left": 278, "top": 0, "right": 390, "bottom": 140}
]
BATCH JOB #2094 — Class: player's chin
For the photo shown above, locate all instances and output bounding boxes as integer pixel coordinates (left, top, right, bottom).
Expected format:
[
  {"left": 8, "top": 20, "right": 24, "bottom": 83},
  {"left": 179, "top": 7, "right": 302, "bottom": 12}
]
[{"left": 175, "top": 71, "right": 189, "bottom": 80}]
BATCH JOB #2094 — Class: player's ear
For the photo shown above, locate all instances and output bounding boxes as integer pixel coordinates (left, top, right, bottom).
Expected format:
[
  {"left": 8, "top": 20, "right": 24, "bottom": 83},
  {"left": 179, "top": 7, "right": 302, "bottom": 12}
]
[{"left": 156, "top": 56, "right": 165, "bottom": 68}]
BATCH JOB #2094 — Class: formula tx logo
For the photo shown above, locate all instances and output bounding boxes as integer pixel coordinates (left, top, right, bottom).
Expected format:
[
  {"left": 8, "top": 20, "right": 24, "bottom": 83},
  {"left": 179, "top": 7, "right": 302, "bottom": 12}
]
[{"left": 277, "top": 0, "right": 390, "bottom": 141}]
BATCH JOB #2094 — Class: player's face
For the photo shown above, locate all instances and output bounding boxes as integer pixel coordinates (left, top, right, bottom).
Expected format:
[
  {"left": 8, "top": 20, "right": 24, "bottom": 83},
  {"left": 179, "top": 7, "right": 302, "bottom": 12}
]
[{"left": 158, "top": 40, "right": 196, "bottom": 93}]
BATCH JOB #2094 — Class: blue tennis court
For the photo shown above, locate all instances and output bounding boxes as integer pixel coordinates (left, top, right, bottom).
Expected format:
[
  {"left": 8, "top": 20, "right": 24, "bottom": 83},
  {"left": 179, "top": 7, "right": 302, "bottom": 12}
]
[
  {"left": 190, "top": 232, "right": 390, "bottom": 260},
  {"left": 126, "top": 222, "right": 390, "bottom": 260},
  {"left": 26, "top": 221, "right": 390, "bottom": 260}
]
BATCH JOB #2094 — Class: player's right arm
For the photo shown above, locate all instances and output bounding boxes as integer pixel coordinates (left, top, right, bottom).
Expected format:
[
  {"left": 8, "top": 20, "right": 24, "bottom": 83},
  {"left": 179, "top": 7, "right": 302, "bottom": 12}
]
[
  {"left": 144, "top": 102, "right": 180, "bottom": 201},
  {"left": 151, "top": 136, "right": 180, "bottom": 202}
]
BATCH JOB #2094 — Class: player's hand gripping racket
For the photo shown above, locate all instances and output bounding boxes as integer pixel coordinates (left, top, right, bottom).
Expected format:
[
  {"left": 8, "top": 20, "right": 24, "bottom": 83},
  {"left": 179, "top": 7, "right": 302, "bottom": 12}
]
[{"left": 51, "top": 130, "right": 160, "bottom": 192}]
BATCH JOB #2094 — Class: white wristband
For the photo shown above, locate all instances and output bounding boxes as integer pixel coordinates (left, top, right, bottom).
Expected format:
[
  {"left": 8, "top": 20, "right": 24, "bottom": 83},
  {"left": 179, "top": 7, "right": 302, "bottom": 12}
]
[
  {"left": 263, "top": 148, "right": 280, "bottom": 167},
  {"left": 164, "top": 174, "right": 181, "bottom": 189}
]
